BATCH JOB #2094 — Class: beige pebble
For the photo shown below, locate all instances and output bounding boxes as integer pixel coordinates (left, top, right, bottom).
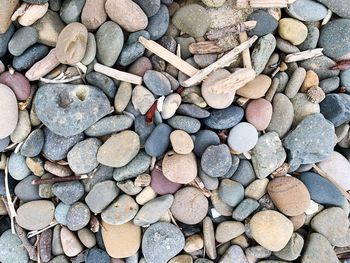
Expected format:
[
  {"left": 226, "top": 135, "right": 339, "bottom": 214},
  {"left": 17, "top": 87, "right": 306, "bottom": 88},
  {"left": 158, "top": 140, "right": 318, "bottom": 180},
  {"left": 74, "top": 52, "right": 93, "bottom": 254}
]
[
  {"left": 289, "top": 213, "right": 306, "bottom": 231},
  {"left": 134, "top": 173, "right": 151, "bottom": 187},
  {"left": 115, "top": 82, "right": 132, "bottom": 113},
  {"left": 203, "top": 216, "right": 217, "bottom": 260},
  {"left": 215, "top": 221, "right": 245, "bottom": 243},
  {"left": 162, "top": 93, "right": 182, "bottom": 120},
  {"left": 231, "top": 235, "right": 250, "bottom": 249},
  {"left": 0, "top": 0, "right": 19, "bottom": 34},
  {"left": 61, "top": 227, "right": 84, "bottom": 257},
  {"left": 184, "top": 234, "right": 204, "bottom": 253},
  {"left": 132, "top": 85, "right": 155, "bottom": 114},
  {"left": 278, "top": 18, "right": 308, "bottom": 45},
  {"left": 136, "top": 186, "right": 157, "bottom": 205},
  {"left": 211, "top": 190, "right": 233, "bottom": 217},
  {"left": 159, "top": 210, "right": 171, "bottom": 223},
  {"left": 25, "top": 49, "right": 60, "bottom": 81},
  {"left": 26, "top": 157, "right": 45, "bottom": 176},
  {"left": 81, "top": 0, "right": 107, "bottom": 31},
  {"left": 18, "top": 3, "right": 49, "bottom": 26},
  {"left": 301, "top": 70, "right": 319, "bottom": 92},
  {"left": 0, "top": 84, "right": 18, "bottom": 139},
  {"left": 245, "top": 178, "right": 269, "bottom": 200},
  {"left": 44, "top": 161, "right": 72, "bottom": 177},
  {"left": 170, "top": 130, "right": 194, "bottom": 155},
  {"left": 77, "top": 228, "right": 96, "bottom": 248},
  {"left": 237, "top": 75, "right": 272, "bottom": 99},
  {"left": 168, "top": 255, "right": 193, "bottom": 263}
]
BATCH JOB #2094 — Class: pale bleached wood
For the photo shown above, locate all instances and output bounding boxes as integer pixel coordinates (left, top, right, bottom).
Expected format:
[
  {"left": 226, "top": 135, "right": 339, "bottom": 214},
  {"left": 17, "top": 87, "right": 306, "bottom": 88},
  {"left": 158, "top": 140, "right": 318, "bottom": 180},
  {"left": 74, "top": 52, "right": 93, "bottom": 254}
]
[
  {"left": 284, "top": 48, "right": 323, "bottom": 63},
  {"left": 94, "top": 63, "right": 143, "bottom": 85},
  {"left": 237, "top": 0, "right": 288, "bottom": 8},
  {"left": 189, "top": 41, "right": 224, "bottom": 55},
  {"left": 206, "top": 21, "right": 257, "bottom": 40},
  {"left": 239, "top": 31, "right": 252, "bottom": 69},
  {"left": 138, "top": 36, "right": 198, "bottom": 77},
  {"left": 322, "top": 9, "right": 332, "bottom": 26},
  {"left": 182, "top": 35, "right": 258, "bottom": 87}
]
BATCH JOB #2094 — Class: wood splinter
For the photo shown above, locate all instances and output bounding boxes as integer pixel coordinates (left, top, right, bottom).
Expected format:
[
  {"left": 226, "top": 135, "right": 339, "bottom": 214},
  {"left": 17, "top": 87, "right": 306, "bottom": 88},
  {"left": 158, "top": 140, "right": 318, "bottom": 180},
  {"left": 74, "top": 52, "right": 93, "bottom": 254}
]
[
  {"left": 32, "top": 175, "right": 89, "bottom": 185},
  {"left": 189, "top": 41, "right": 224, "bottom": 55},
  {"left": 236, "top": 0, "right": 293, "bottom": 8},
  {"left": 206, "top": 21, "right": 257, "bottom": 41},
  {"left": 284, "top": 48, "right": 324, "bottom": 63},
  {"left": 94, "top": 63, "right": 143, "bottom": 85}
]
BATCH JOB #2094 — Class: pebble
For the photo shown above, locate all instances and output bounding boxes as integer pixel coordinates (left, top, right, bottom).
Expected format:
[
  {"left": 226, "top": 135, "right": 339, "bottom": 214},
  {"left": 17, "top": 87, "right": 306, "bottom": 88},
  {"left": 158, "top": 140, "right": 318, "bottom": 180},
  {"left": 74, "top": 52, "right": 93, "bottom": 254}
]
[
  {"left": 0, "top": 2, "right": 17, "bottom": 34},
  {"left": 145, "top": 123, "right": 172, "bottom": 157},
  {"left": 60, "top": 227, "right": 84, "bottom": 257},
  {"left": 298, "top": 25, "right": 319, "bottom": 51},
  {"left": 317, "top": 151, "right": 350, "bottom": 190},
  {"left": 36, "top": 172, "right": 52, "bottom": 196},
  {"left": 184, "top": 234, "right": 204, "bottom": 253},
  {"left": 85, "top": 180, "right": 119, "bottom": 214},
  {"left": 299, "top": 55, "right": 339, "bottom": 80},
  {"left": 320, "top": 94, "right": 350, "bottom": 127},
  {"left": 319, "top": 19, "right": 350, "bottom": 60},
  {"left": 134, "top": 116, "right": 154, "bottom": 147},
  {"left": 246, "top": 245, "right": 271, "bottom": 259},
  {"left": 169, "top": 255, "right": 193, "bottom": 263},
  {"left": 172, "top": 4, "right": 209, "bottom": 37},
  {"left": 8, "top": 152, "right": 31, "bottom": 180},
  {"left": 251, "top": 132, "right": 286, "bottom": 178},
  {"left": 218, "top": 179, "right": 244, "bottom": 207},
  {"left": 273, "top": 232, "right": 304, "bottom": 261},
  {"left": 215, "top": 221, "right": 245, "bottom": 243},
  {"left": 14, "top": 175, "right": 40, "bottom": 201},
  {"left": 203, "top": 106, "right": 244, "bottom": 130},
  {"left": 0, "top": 229, "right": 29, "bottom": 263},
  {"left": 278, "top": 18, "right": 308, "bottom": 45},
  {"left": 228, "top": 122, "right": 258, "bottom": 153},
  {"left": 8, "top": 26, "right": 38, "bottom": 56},
  {"left": 230, "top": 160, "right": 255, "bottom": 187},
  {"left": 301, "top": 70, "right": 319, "bottom": 92},
  {"left": 114, "top": 82, "right": 132, "bottom": 113},
  {"left": 167, "top": 115, "right": 201, "bottom": 134},
  {"left": 12, "top": 43, "right": 49, "bottom": 71},
  {"left": 201, "top": 144, "right": 232, "bottom": 178},
  {"left": 247, "top": 10, "right": 278, "bottom": 37},
  {"left": 283, "top": 113, "right": 336, "bottom": 171},
  {"left": 176, "top": 37, "right": 196, "bottom": 60},
  {"left": 129, "top": 57, "right": 152, "bottom": 77},
  {"left": 201, "top": 0, "right": 225, "bottom": 7},
  {"left": 319, "top": 77, "right": 340, "bottom": 93},
  {"left": 17, "top": 2, "right": 48, "bottom": 26},
  {"left": 52, "top": 181, "right": 85, "bottom": 205},
  {"left": 105, "top": 0, "right": 148, "bottom": 32},
  {"left": 250, "top": 210, "right": 293, "bottom": 252},
  {"left": 59, "top": 0, "right": 85, "bottom": 24},
  {"left": 20, "top": 129, "right": 44, "bottom": 157},
  {"left": 170, "top": 130, "right": 194, "bottom": 154},
  {"left": 54, "top": 202, "right": 70, "bottom": 225},
  {"left": 203, "top": 217, "right": 217, "bottom": 260},
  {"left": 162, "top": 93, "right": 182, "bottom": 120},
  {"left": 194, "top": 54, "right": 217, "bottom": 68},
  {"left": 237, "top": 74, "right": 271, "bottom": 99},
  {"left": 292, "top": 93, "right": 320, "bottom": 126},
  {"left": 0, "top": 84, "right": 18, "bottom": 139},
  {"left": 77, "top": 228, "right": 96, "bottom": 249},
  {"left": 144, "top": 70, "right": 172, "bottom": 96},
  {"left": 251, "top": 34, "right": 276, "bottom": 75},
  {"left": 0, "top": 25, "right": 15, "bottom": 57},
  {"left": 86, "top": 71, "right": 117, "bottom": 99},
  {"left": 301, "top": 233, "right": 339, "bottom": 263},
  {"left": 0, "top": 137, "right": 10, "bottom": 152},
  {"left": 10, "top": 109, "right": 31, "bottom": 143},
  {"left": 146, "top": 4, "right": 169, "bottom": 40},
  {"left": 245, "top": 99, "right": 273, "bottom": 131},
  {"left": 285, "top": 67, "right": 306, "bottom": 99},
  {"left": 96, "top": 21, "right": 124, "bottom": 67},
  {"left": 220, "top": 245, "right": 248, "bottom": 263},
  {"left": 65, "top": 202, "right": 90, "bottom": 231},
  {"left": 316, "top": 0, "right": 350, "bottom": 18},
  {"left": 16, "top": 200, "right": 55, "bottom": 230},
  {"left": 81, "top": 0, "right": 107, "bottom": 30},
  {"left": 132, "top": 85, "right": 155, "bottom": 115},
  {"left": 85, "top": 248, "right": 110, "bottom": 263},
  {"left": 193, "top": 130, "right": 220, "bottom": 157},
  {"left": 118, "top": 42, "right": 145, "bottom": 66},
  {"left": 87, "top": 115, "right": 133, "bottom": 136},
  {"left": 171, "top": 187, "right": 208, "bottom": 225},
  {"left": 151, "top": 165, "right": 181, "bottom": 194},
  {"left": 134, "top": 0, "right": 160, "bottom": 17},
  {"left": 136, "top": 185, "right": 157, "bottom": 205},
  {"left": 286, "top": 0, "right": 327, "bottom": 21}
]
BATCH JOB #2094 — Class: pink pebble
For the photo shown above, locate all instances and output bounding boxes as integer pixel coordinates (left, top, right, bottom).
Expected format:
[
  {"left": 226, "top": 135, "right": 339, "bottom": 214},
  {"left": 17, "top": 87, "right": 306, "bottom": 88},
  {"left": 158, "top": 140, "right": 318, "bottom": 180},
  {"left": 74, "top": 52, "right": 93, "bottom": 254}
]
[
  {"left": 151, "top": 165, "right": 181, "bottom": 195},
  {"left": 128, "top": 57, "right": 152, "bottom": 77},
  {"left": 245, "top": 98, "right": 273, "bottom": 131}
]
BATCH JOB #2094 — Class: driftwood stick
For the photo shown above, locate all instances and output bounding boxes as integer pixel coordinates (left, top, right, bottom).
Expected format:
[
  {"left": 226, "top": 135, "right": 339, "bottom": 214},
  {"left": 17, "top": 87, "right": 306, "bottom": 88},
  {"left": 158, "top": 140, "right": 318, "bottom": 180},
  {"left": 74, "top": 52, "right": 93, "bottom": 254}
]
[
  {"left": 39, "top": 75, "right": 81, "bottom": 84},
  {"left": 189, "top": 41, "right": 224, "bottom": 55},
  {"left": 206, "top": 21, "right": 257, "bottom": 40},
  {"left": 236, "top": 0, "right": 289, "bottom": 8},
  {"left": 94, "top": 63, "right": 143, "bottom": 85},
  {"left": 32, "top": 175, "right": 89, "bottom": 185},
  {"left": 284, "top": 48, "right": 324, "bottom": 63},
  {"left": 14, "top": 223, "right": 38, "bottom": 261},
  {"left": 182, "top": 35, "right": 258, "bottom": 87},
  {"left": 322, "top": 9, "right": 332, "bottom": 26},
  {"left": 138, "top": 36, "right": 198, "bottom": 77},
  {"left": 239, "top": 31, "right": 252, "bottom": 69}
]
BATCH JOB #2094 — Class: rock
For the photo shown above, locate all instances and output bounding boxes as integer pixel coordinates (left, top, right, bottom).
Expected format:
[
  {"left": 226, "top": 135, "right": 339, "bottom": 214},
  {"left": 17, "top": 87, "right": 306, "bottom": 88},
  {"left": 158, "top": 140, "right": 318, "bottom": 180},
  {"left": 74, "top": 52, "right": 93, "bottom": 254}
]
[
  {"left": 301, "top": 70, "right": 319, "bottom": 92},
  {"left": 218, "top": 179, "right": 244, "bottom": 207},
  {"left": 319, "top": 19, "right": 350, "bottom": 60},
  {"left": 8, "top": 152, "right": 31, "bottom": 180},
  {"left": 114, "top": 82, "right": 132, "bottom": 113},
  {"left": 319, "top": 77, "right": 339, "bottom": 93},
  {"left": 247, "top": 10, "right": 278, "bottom": 37},
  {"left": 194, "top": 54, "right": 217, "bottom": 68},
  {"left": 59, "top": 0, "right": 85, "bottom": 24},
  {"left": 144, "top": 123, "right": 172, "bottom": 157},
  {"left": 96, "top": 21, "right": 124, "bottom": 67},
  {"left": 60, "top": 227, "right": 84, "bottom": 257},
  {"left": 278, "top": 18, "right": 308, "bottom": 45},
  {"left": 85, "top": 180, "right": 119, "bottom": 214},
  {"left": 146, "top": 4, "right": 169, "bottom": 40},
  {"left": 317, "top": 151, "right": 350, "bottom": 190},
  {"left": 176, "top": 37, "right": 196, "bottom": 60},
  {"left": 184, "top": 234, "right": 204, "bottom": 253},
  {"left": 298, "top": 171, "right": 345, "bottom": 207},
  {"left": 268, "top": 176, "right": 310, "bottom": 216},
  {"left": 85, "top": 248, "right": 110, "bottom": 263},
  {"left": 283, "top": 113, "right": 336, "bottom": 171},
  {"left": 246, "top": 99, "right": 273, "bottom": 131},
  {"left": 251, "top": 132, "right": 286, "bottom": 178},
  {"left": 54, "top": 202, "right": 70, "bottom": 225},
  {"left": 144, "top": 70, "right": 172, "bottom": 96},
  {"left": 134, "top": 0, "right": 160, "bottom": 17},
  {"left": 171, "top": 187, "right": 208, "bottom": 225},
  {"left": 316, "top": 0, "right": 350, "bottom": 18},
  {"left": 12, "top": 43, "right": 49, "bottom": 71},
  {"left": 129, "top": 57, "right": 152, "bottom": 77},
  {"left": 66, "top": 202, "right": 90, "bottom": 231},
  {"left": 14, "top": 175, "right": 40, "bottom": 201},
  {"left": 168, "top": 255, "right": 192, "bottom": 263},
  {"left": 203, "top": 217, "right": 216, "bottom": 260},
  {"left": 220, "top": 245, "right": 248, "bottom": 263},
  {"left": 286, "top": 0, "right": 327, "bottom": 21},
  {"left": 228, "top": 122, "right": 258, "bottom": 153},
  {"left": 285, "top": 68, "right": 306, "bottom": 99},
  {"left": 118, "top": 42, "right": 145, "bottom": 66},
  {"left": 150, "top": 165, "right": 181, "bottom": 195},
  {"left": 0, "top": 84, "right": 18, "bottom": 139},
  {"left": 34, "top": 84, "right": 110, "bottom": 137},
  {"left": 204, "top": 106, "right": 244, "bottom": 130},
  {"left": 8, "top": 26, "right": 38, "bottom": 56},
  {"left": 320, "top": 94, "right": 350, "bottom": 127},
  {"left": 245, "top": 246, "right": 271, "bottom": 259},
  {"left": 86, "top": 71, "right": 116, "bottom": 99},
  {"left": 0, "top": 229, "right": 29, "bottom": 263},
  {"left": 77, "top": 228, "right": 96, "bottom": 249},
  {"left": 245, "top": 179, "right": 269, "bottom": 200},
  {"left": 230, "top": 160, "right": 255, "bottom": 187},
  {"left": 237, "top": 75, "right": 271, "bottom": 99},
  {"left": 101, "top": 194, "right": 138, "bottom": 225},
  {"left": 232, "top": 198, "right": 260, "bottom": 221},
  {"left": 301, "top": 233, "right": 339, "bottom": 263},
  {"left": 17, "top": 2, "right": 48, "bottom": 26},
  {"left": 10, "top": 109, "right": 31, "bottom": 143},
  {"left": 201, "top": 144, "right": 232, "bottom": 178},
  {"left": 105, "top": 0, "right": 148, "bottom": 32},
  {"left": 85, "top": 115, "right": 133, "bottom": 137},
  {"left": 16, "top": 200, "right": 55, "bottom": 230},
  {"left": 193, "top": 130, "right": 220, "bottom": 157},
  {"left": 299, "top": 55, "right": 339, "bottom": 80},
  {"left": 251, "top": 34, "right": 277, "bottom": 75},
  {"left": 167, "top": 115, "right": 201, "bottom": 134},
  {"left": 278, "top": 37, "right": 301, "bottom": 53},
  {"left": 0, "top": 137, "right": 9, "bottom": 151},
  {"left": 132, "top": 85, "right": 155, "bottom": 115},
  {"left": 52, "top": 181, "right": 84, "bottom": 205},
  {"left": 97, "top": 131, "right": 140, "bottom": 168},
  {"left": 292, "top": 93, "right": 320, "bottom": 126},
  {"left": 298, "top": 25, "right": 319, "bottom": 51},
  {"left": 134, "top": 194, "right": 173, "bottom": 226},
  {"left": 201, "top": 0, "right": 225, "bottom": 7},
  {"left": 0, "top": 24, "right": 15, "bottom": 57},
  {"left": 274, "top": 233, "right": 304, "bottom": 261},
  {"left": 215, "top": 221, "right": 245, "bottom": 243},
  {"left": 161, "top": 93, "right": 181, "bottom": 120},
  {"left": 20, "top": 129, "right": 44, "bottom": 157},
  {"left": 172, "top": 4, "right": 209, "bottom": 37},
  {"left": 275, "top": 72, "right": 289, "bottom": 92},
  {"left": 134, "top": 116, "right": 155, "bottom": 147},
  {"left": 250, "top": 210, "right": 294, "bottom": 252},
  {"left": 136, "top": 185, "right": 157, "bottom": 205},
  {"left": 170, "top": 130, "right": 193, "bottom": 154},
  {"left": 81, "top": 0, "right": 107, "bottom": 30}
]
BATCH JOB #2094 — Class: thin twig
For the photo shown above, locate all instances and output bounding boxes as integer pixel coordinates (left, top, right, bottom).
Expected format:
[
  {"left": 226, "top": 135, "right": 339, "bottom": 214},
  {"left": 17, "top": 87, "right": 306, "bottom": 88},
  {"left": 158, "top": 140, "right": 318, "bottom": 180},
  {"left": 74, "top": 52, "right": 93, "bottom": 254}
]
[
  {"left": 4, "top": 161, "right": 16, "bottom": 233},
  {"left": 239, "top": 31, "right": 252, "bottom": 69},
  {"left": 32, "top": 175, "right": 89, "bottom": 185},
  {"left": 39, "top": 75, "right": 81, "bottom": 84},
  {"left": 27, "top": 221, "right": 58, "bottom": 239},
  {"left": 94, "top": 63, "right": 143, "bottom": 85}
]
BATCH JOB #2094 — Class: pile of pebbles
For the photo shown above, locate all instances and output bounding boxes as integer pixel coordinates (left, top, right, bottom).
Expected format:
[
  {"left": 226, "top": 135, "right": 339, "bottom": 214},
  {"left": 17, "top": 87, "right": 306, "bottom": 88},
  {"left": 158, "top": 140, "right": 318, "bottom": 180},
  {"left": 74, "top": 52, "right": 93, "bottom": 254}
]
[{"left": 1, "top": 0, "right": 350, "bottom": 262}]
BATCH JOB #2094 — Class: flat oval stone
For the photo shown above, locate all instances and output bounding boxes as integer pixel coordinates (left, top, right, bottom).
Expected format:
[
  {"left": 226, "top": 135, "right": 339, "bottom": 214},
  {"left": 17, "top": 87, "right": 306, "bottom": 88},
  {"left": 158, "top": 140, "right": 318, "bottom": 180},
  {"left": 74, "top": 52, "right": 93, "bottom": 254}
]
[
  {"left": 286, "top": 0, "right": 328, "bottom": 22},
  {"left": 246, "top": 98, "right": 273, "bottom": 131},
  {"left": 8, "top": 26, "right": 38, "bottom": 56},
  {"left": 128, "top": 57, "right": 152, "bottom": 77},
  {"left": 0, "top": 84, "right": 18, "bottom": 139},
  {"left": 14, "top": 175, "right": 40, "bottom": 201},
  {"left": 316, "top": 0, "right": 350, "bottom": 19},
  {"left": 10, "top": 109, "right": 31, "bottom": 143},
  {"left": 170, "top": 187, "right": 208, "bottom": 225},
  {"left": 81, "top": 0, "right": 107, "bottom": 31},
  {"left": 146, "top": 4, "right": 169, "bottom": 40},
  {"left": 145, "top": 123, "right": 172, "bottom": 157},
  {"left": 66, "top": 202, "right": 90, "bottom": 231},
  {"left": 232, "top": 198, "right": 260, "bottom": 221},
  {"left": 16, "top": 200, "right": 55, "bottom": 230},
  {"left": 97, "top": 131, "right": 140, "bottom": 168},
  {"left": 34, "top": 84, "right": 111, "bottom": 137},
  {"left": 134, "top": 0, "right": 160, "bottom": 17},
  {"left": 250, "top": 210, "right": 294, "bottom": 252},
  {"left": 20, "top": 129, "right": 44, "bottom": 157},
  {"left": 85, "top": 115, "right": 133, "bottom": 137},
  {"left": 114, "top": 81, "right": 132, "bottom": 113},
  {"left": 162, "top": 151, "right": 197, "bottom": 184},
  {"left": 162, "top": 93, "right": 182, "bottom": 120},
  {"left": 144, "top": 70, "right": 172, "bottom": 96},
  {"left": 203, "top": 106, "right": 244, "bottom": 130},
  {"left": 170, "top": 130, "right": 194, "bottom": 154},
  {"left": 251, "top": 34, "right": 277, "bottom": 75},
  {"left": 228, "top": 122, "right": 258, "bottom": 153},
  {"left": 85, "top": 248, "right": 109, "bottom": 263},
  {"left": 285, "top": 68, "right": 307, "bottom": 99},
  {"left": 177, "top": 104, "right": 210, "bottom": 119},
  {"left": 0, "top": 229, "right": 29, "bottom": 263},
  {"left": 268, "top": 176, "right": 310, "bottom": 216},
  {"left": 132, "top": 85, "right": 155, "bottom": 115},
  {"left": 167, "top": 115, "right": 201, "bottom": 134},
  {"left": 102, "top": 220, "right": 141, "bottom": 258},
  {"left": 247, "top": 10, "right": 278, "bottom": 37},
  {"left": 86, "top": 71, "right": 116, "bottom": 99},
  {"left": 278, "top": 18, "right": 308, "bottom": 45},
  {"left": 60, "top": 227, "right": 84, "bottom": 257},
  {"left": 151, "top": 165, "right": 181, "bottom": 194},
  {"left": 237, "top": 75, "right": 271, "bottom": 99},
  {"left": 218, "top": 179, "right": 244, "bottom": 207},
  {"left": 201, "top": 144, "right": 232, "bottom": 178},
  {"left": 8, "top": 152, "right": 31, "bottom": 180},
  {"left": 59, "top": 0, "right": 85, "bottom": 24},
  {"left": 215, "top": 221, "right": 245, "bottom": 243},
  {"left": 78, "top": 228, "right": 96, "bottom": 249},
  {"left": 52, "top": 181, "right": 85, "bottom": 205},
  {"left": 193, "top": 130, "right": 220, "bottom": 157}
]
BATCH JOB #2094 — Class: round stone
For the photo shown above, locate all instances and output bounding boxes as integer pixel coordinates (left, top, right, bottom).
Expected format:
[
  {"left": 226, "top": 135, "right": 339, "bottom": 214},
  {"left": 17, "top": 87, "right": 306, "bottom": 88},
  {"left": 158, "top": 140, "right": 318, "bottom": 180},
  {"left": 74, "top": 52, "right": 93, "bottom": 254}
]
[
  {"left": 55, "top": 202, "right": 70, "bottom": 225},
  {"left": 285, "top": 68, "right": 307, "bottom": 99},
  {"left": 77, "top": 228, "right": 96, "bottom": 249},
  {"left": 144, "top": 70, "right": 172, "bottom": 96},
  {"left": 0, "top": 229, "right": 29, "bottom": 263},
  {"left": 170, "top": 187, "right": 208, "bottom": 225},
  {"left": 228, "top": 122, "right": 258, "bottom": 153},
  {"left": 0, "top": 84, "right": 18, "bottom": 139},
  {"left": 128, "top": 57, "right": 152, "bottom": 77},
  {"left": 193, "top": 130, "right": 220, "bottom": 157},
  {"left": 20, "top": 129, "right": 44, "bottom": 157},
  {"left": 237, "top": 74, "right": 272, "bottom": 99},
  {"left": 170, "top": 130, "right": 194, "bottom": 154},
  {"left": 246, "top": 98, "right": 273, "bottom": 131},
  {"left": 60, "top": 227, "right": 84, "bottom": 257},
  {"left": 14, "top": 175, "right": 40, "bottom": 201},
  {"left": 278, "top": 18, "right": 308, "bottom": 45},
  {"left": 286, "top": 0, "right": 328, "bottom": 22},
  {"left": 291, "top": 93, "right": 320, "bottom": 126},
  {"left": 66, "top": 202, "right": 90, "bottom": 231},
  {"left": 167, "top": 115, "right": 201, "bottom": 134},
  {"left": 215, "top": 221, "right": 245, "bottom": 243},
  {"left": 218, "top": 179, "right": 244, "bottom": 207},
  {"left": 85, "top": 248, "right": 109, "bottom": 263},
  {"left": 201, "top": 144, "right": 232, "bottom": 178},
  {"left": 151, "top": 165, "right": 181, "bottom": 195},
  {"left": 247, "top": 10, "right": 278, "bottom": 37}
]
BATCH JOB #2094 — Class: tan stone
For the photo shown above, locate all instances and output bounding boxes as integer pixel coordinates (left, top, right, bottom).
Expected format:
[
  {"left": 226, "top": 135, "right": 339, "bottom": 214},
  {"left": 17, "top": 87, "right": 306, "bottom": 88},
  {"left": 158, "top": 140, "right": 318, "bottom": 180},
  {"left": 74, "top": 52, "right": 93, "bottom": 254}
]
[
  {"left": 184, "top": 234, "right": 204, "bottom": 253},
  {"left": 114, "top": 81, "right": 132, "bottom": 113},
  {"left": 278, "top": 18, "right": 308, "bottom": 45},
  {"left": 18, "top": 3, "right": 49, "bottom": 26},
  {"left": 245, "top": 178, "right": 269, "bottom": 200},
  {"left": 168, "top": 255, "right": 193, "bottom": 263},
  {"left": 61, "top": 227, "right": 84, "bottom": 257},
  {"left": 81, "top": 0, "right": 107, "bottom": 31},
  {"left": 237, "top": 75, "right": 271, "bottom": 99},
  {"left": 135, "top": 186, "right": 157, "bottom": 205},
  {"left": 215, "top": 221, "right": 245, "bottom": 243},
  {"left": 0, "top": 0, "right": 19, "bottom": 34},
  {"left": 289, "top": 213, "right": 306, "bottom": 231},
  {"left": 301, "top": 70, "right": 319, "bottom": 92},
  {"left": 231, "top": 235, "right": 250, "bottom": 249},
  {"left": 170, "top": 130, "right": 194, "bottom": 155}
]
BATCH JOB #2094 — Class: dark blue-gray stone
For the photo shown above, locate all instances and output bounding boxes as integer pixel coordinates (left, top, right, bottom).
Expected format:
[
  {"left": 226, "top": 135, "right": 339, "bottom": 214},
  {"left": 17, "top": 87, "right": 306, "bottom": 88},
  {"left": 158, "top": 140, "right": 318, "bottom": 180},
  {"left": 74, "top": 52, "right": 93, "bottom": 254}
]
[
  {"left": 316, "top": 0, "right": 350, "bottom": 19},
  {"left": 146, "top": 4, "right": 169, "bottom": 40},
  {"left": 0, "top": 171, "right": 17, "bottom": 195},
  {"left": 193, "top": 130, "right": 220, "bottom": 157},
  {"left": 42, "top": 127, "right": 84, "bottom": 161},
  {"left": 231, "top": 160, "right": 256, "bottom": 187},
  {"left": 177, "top": 104, "right": 210, "bottom": 119},
  {"left": 0, "top": 217, "right": 11, "bottom": 236},
  {"left": 85, "top": 115, "right": 133, "bottom": 137},
  {"left": 247, "top": 10, "right": 278, "bottom": 37},
  {"left": 82, "top": 165, "right": 114, "bottom": 192},
  {"left": 23, "top": 0, "right": 48, "bottom": 3},
  {"left": 8, "top": 152, "right": 31, "bottom": 180},
  {"left": 52, "top": 181, "right": 85, "bottom": 205},
  {"left": 118, "top": 42, "right": 145, "bottom": 66},
  {"left": 86, "top": 72, "right": 117, "bottom": 98},
  {"left": 66, "top": 202, "right": 90, "bottom": 231},
  {"left": 232, "top": 198, "right": 260, "bottom": 221},
  {"left": 203, "top": 106, "right": 244, "bottom": 129},
  {"left": 275, "top": 72, "right": 289, "bottom": 92},
  {"left": 20, "top": 129, "right": 44, "bottom": 157},
  {"left": 299, "top": 172, "right": 345, "bottom": 207},
  {"left": 60, "top": 0, "right": 85, "bottom": 24},
  {"left": 14, "top": 175, "right": 40, "bottom": 201},
  {"left": 113, "top": 151, "right": 152, "bottom": 181},
  {"left": 145, "top": 123, "right": 172, "bottom": 157},
  {"left": 319, "top": 77, "right": 340, "bottom": 93},
  {"left": 8, "top": 26, "right": 38, "bottom": 56},
  {"left": 0, "top": 137, "right": 10, "bottom": 152},
  {"left": 134, "top": 116, "right": 155, "bottom": 147},
  {"left": 298, "top": 55, "right": 339, "bottom": 80},
  {"left": 286, "top": 0, "right": 328, "bottom": 22},
  {"left": 0, "top": 229, "right": 29, "bottom": 263},
  {"left": 34, "top": 84, "right": 111, "bottom": 137},
  {"left": 12, "top": 44, "right": 49, "bottom": 71},
  {"left": 85, "top": 248, "right": 110, "bottom": 263},
  {"left": 298, "top": 25, "right": 319, "bottom": 51},
  {"left": 54, "top": 202, "right": 70, "bottom": 225},
  {"left": 218, "top": 179, "right": 244, "bottom": 207},
  {"left": 0, "top": 24, "right": 15, "bottom": 57},
  {"left": 167, "top": 115, "right": 201, "bottom": 134},
  {"left": 283, "top": 113, "right": 336, "bottom": 171},
  {"left": 134, "top": 0, "right": 160, "bottom": 17},
  {"left": 320, "top": 94, "right": 350, "bottom": 127},
  {"left": 223, "top": 155, "right": 240, "bottom": 178},
  {"left": 49, "top": 0, "right": 62, "bottom": 11},
  {"left": 341, "top": 69, "right": 350, "bottom": 92},
  {"left": 159, "top": 36, "right": 177, "bottom": 53},
  {"left": 143, "top": 70, "right": 172, "bottom": 96},
  {"left": 201, "top": 144, "right": 232, "bottom": 178},
  {"left": 318, "top": 19, "right": 350, "bottom": 60}
]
